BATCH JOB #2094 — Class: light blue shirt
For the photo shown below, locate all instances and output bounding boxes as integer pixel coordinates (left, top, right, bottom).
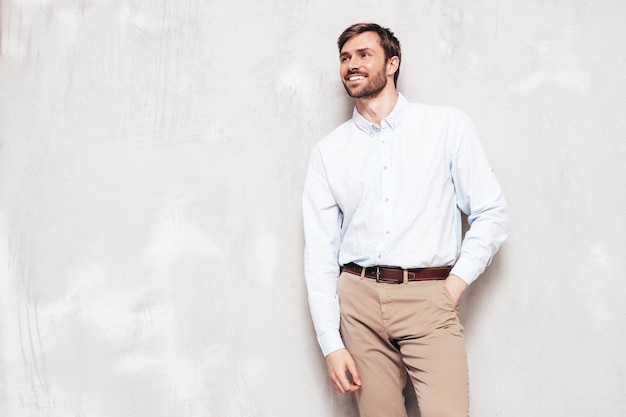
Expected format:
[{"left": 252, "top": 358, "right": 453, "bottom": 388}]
[{"left": 303, "top": 94, "right": 508, "bottom": 356}]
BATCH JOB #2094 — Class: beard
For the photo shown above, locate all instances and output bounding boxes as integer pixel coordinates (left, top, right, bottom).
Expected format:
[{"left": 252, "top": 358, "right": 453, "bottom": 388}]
[{"left": 342, "top": 67, "right": 388, "bottom": 99}]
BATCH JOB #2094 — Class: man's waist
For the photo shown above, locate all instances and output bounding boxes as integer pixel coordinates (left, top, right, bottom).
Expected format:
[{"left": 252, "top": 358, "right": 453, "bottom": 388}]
[{"left": 341, "top": 262, "right": 452, "bottom": 284}]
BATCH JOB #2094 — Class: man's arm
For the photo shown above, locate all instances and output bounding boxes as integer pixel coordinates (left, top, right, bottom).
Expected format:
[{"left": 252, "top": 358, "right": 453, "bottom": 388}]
[
  {"left": 303, "top": 146, "right": 362, "bottom": 393},
  {"left": 302, "top": 145, "right": 345, "bottom": 356},
  {"left": 448, "top": 110, "right": 508, "bottom": 286}
]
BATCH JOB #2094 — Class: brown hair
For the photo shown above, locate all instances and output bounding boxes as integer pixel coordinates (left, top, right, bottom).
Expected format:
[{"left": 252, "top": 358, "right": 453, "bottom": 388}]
[{"left": 337, "top": 23, "right": 402, "bottom": 86}]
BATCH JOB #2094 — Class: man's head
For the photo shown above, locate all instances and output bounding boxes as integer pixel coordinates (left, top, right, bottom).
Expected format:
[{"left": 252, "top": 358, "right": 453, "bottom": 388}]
[{"left": 338, "top": 23, "right": 402, "bottom": 88}]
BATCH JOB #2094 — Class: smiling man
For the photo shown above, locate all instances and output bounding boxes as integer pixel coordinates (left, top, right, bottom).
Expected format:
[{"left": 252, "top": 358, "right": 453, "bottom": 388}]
[
  {"left": 340, "top": 30, "right": 393, "bottom": 99},
  {"left": 302, "top": 23, "right": 508, "bottom": 417}
]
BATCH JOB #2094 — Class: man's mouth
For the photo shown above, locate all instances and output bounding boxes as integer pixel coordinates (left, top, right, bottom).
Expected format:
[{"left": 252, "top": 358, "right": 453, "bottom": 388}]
[{"left": 347, "top": 74, "right": 366, "bottom": 81}]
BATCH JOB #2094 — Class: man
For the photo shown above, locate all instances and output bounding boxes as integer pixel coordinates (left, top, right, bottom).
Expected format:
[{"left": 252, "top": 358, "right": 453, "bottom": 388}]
[{"left": 302, "top": 23, "right": 507, "bottom": 417}]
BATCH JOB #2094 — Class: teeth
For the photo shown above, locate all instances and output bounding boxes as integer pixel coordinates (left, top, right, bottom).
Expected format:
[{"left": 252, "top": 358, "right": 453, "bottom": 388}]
[{"left": 349, "top": 75, "right": 365, "bottom": 81}]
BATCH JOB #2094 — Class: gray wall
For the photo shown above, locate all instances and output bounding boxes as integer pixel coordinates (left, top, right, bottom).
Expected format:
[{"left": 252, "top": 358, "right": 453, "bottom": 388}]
[{"left": 1, "top": 1, "right": 625, "bottom": 416}]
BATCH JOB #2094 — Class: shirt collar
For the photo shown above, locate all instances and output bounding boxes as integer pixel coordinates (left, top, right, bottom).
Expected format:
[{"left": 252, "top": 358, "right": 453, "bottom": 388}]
[{"left": 352, "top": 93, "right": 408, "bottom": 135}]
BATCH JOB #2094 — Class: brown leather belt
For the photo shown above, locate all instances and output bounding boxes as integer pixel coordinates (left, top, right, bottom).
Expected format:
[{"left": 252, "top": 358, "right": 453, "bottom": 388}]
[{"left": 342, "top": 262, "right": 451, "bottom": 284}]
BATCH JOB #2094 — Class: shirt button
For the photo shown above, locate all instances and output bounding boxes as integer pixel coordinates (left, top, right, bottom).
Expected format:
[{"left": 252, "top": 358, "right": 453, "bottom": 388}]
[
  {"left": 385, "top": 198, "right": 389, "bottom": 202},
  {"left": 386, "top": 230, "right": 390, "bottom": 234},
  {"left": 383, "top": 166, "right": 388, "bottom": 170},
  {"left": 378, "top": 254, "right": 382, "bottom": 259}
]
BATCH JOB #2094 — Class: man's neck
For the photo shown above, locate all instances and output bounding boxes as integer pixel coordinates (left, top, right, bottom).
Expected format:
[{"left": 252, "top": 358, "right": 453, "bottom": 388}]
[{"left": 355, "top": 86, "right": 399, "bottom": 126}]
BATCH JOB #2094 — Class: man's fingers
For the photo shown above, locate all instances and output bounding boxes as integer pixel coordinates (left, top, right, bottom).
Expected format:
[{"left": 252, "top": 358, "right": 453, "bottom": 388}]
[
  {"left": 346, "top": 359, "right": 362, "bottom": 387},
  {"left": 326, "top": 349, "right": 362, "bottom": 393},
  {"left": 330, "top": 364, "right": 351, "bottom": 393},
  {"left": 332, "top": 372, "right": 348, "bottom": 393}
]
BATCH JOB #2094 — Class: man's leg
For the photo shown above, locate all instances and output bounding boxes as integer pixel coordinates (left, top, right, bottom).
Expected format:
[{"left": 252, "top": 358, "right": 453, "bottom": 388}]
[
  {"left": 394, "top": 281, "right": 470, "bottom": 417},
  {"left": 337, "top": 272, "right": 409, "bottom": 417}
]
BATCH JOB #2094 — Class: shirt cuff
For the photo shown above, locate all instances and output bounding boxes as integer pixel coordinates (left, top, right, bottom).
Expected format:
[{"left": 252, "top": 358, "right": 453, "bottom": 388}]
[
  {"left": 318, "top": 330, "right": 345, "bottom": 357},
  {"left": 450, "top": 257, "right": 485, "bottom": 286}
]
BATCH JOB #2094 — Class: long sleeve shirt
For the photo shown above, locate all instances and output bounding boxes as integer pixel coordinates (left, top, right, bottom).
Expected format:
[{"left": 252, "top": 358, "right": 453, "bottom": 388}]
[{"left": 302, "top": 93, "right": 508, "bottom": 356}]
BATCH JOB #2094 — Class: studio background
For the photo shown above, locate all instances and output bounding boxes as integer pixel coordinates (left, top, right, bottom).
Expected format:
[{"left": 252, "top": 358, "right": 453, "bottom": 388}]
[{"left": 1, "top": 1, "right": 625, "bottom": 416}]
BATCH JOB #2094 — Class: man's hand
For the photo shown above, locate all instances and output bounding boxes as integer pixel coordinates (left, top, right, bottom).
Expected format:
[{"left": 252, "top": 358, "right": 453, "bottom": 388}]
[
  {"left": 326, "top": 348, "right": 362, "bottom": 394},
  {"left": 444, "top": 273, "right": 468, "bottom": 307}
]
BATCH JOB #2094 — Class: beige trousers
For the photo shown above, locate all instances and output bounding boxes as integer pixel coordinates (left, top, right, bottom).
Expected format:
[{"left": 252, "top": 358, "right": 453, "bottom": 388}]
[{"left": 337, "top": 271, "right": 469, "bottom": 417}]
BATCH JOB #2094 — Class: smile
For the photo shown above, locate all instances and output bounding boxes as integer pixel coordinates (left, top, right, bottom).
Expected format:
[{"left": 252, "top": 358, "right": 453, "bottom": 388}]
[{"left": 347, "top": 75, "right": 366, "bottom": 81}]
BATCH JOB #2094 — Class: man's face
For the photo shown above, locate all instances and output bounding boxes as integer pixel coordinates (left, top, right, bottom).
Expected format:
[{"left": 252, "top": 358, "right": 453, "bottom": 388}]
[{"left": 339, "top": 31, "right": 389, "bottom": 99}]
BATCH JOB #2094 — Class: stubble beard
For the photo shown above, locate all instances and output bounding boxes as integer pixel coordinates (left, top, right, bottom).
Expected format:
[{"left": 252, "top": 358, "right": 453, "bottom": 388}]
[{"left": 343, "top": 68, "right": 388, "bottom": 99}]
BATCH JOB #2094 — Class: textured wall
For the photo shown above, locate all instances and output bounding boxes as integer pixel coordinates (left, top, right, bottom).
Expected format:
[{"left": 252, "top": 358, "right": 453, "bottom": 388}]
[{"left": 1, "top": 1, "right": 625, "bottom": 416}]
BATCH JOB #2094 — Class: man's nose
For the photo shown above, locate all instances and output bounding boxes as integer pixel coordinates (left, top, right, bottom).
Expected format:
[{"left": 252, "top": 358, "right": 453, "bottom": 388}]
[{"left": 348, "top": 56, "right": 361, "bottom": 70}]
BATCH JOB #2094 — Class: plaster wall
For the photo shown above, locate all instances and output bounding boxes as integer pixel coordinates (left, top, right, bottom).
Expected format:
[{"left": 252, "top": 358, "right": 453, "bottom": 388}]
[{"left": 1, "top": 1, "right": 625, "bottom": 416}]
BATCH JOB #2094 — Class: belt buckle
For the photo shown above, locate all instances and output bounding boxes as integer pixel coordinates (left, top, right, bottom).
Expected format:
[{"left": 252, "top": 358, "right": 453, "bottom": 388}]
[{"left": 375, "top": 266, "right": 381, "bottom": 283}]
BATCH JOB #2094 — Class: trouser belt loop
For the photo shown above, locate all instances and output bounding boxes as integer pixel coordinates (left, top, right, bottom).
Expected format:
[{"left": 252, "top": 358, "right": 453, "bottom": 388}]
[
  {"left": 375, "top": 266, "right": 381, "bottom": 282},
  {"left": 403, "top": 269, "right": 408, "bottom": 284},
  {"left": 360, "top": 265, "right": 366, "bottom": 279}
]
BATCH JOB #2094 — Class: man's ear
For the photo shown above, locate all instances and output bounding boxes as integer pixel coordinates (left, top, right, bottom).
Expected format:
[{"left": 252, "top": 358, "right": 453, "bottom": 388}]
[{"left": 387, "top": 56, "right": 400, "bottom": 77}]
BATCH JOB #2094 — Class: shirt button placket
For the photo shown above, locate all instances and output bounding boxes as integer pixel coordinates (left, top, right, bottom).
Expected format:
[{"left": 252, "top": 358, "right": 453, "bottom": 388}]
[{"left": 379, "top": 126, "right": 393, "bottom": 262}]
